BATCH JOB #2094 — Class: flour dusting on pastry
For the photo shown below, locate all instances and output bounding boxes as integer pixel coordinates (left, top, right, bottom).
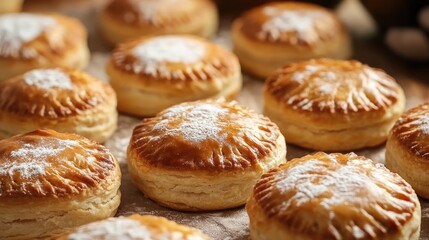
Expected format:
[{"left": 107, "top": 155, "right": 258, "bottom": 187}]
[
  {"left": 0, "top": 14, "right": 57, "bottom": 58},
  {"left": 0, "top": 139, "right": 78, "bottom": 179},
  {"left": 132, "top": 36, "right": 205, "bottom": 75},
  {"left": 23, "top": 69, "right": 73, "bottom": 90}
]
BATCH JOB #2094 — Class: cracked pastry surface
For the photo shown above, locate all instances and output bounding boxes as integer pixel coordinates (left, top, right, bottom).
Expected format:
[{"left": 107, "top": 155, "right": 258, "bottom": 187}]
[
  {"left": 0, "top": 67, "right": 117, "bottom": 143},
  {"left": 386, "top": 102, "right": 429, "bottom": 199},
  {"left": 0, "top": 129, "right": 121, "bottom": 240},
  {"left": 0, "top": 13, "right": 89, "bottom": 81},
  {"left": 100, "top": 0, "right": 218, "bottom": 44},
  {"left": 107, "top": 35, "right": 242, "bottom": 117},
  {"left": 247, "top": 152, "right": 421, "bottom": 240},
  {"left": 232, "top": 2, "right": 351, "bottom": 78},
  {"left": 127, "top": 99, "right": 286, "bottom": 211},
  {"left": 263, "top": 58, "right": 405, "bottom": 151},
  {"left": 59, "top": 215, "right": 211, "bottom": 240}
]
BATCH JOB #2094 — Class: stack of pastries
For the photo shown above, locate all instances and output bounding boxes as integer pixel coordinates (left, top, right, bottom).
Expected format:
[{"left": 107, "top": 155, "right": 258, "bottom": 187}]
[{"left": 0, "top": 1, "right": 426, "bottom": 240}]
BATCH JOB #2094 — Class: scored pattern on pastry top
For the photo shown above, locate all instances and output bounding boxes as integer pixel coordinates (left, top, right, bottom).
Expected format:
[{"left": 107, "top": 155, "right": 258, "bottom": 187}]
[
  {"left": 23, "top": 69, "right": 73, "bottom": 90},
  {"left": 391, "top": 103, "right": 429, "bottom": 160},
  {"left": 253, "top": 152, "right": 417, "bottom": 239},
  {"left": 112, "top": 36, "right": 235, "bottom": 82},
  {"left": 107, "top": 0, "right": 195, "bottom": 27},
  {"left": 129, "top": 100, "right": 280, "bottom": 171},
  {"left": 0, "top": 69, "right": 114, "bottom": 118},
  {"left": 265, "top": 59, "right": 402, "bottom": 114},
  {"left": 0, "top": 13, "right": 60, "bottom": 59},
  {"left": 0, "top": 130, "right": 117, "bottom": 197},
  {"left": 68, "top": 216, "right": 206, "bottom": 240}
]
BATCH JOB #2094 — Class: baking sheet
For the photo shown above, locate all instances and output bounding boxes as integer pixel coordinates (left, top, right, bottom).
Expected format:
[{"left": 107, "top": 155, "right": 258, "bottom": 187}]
[{"left": 23, "top": 1, "right": 429, "bottom": 239}]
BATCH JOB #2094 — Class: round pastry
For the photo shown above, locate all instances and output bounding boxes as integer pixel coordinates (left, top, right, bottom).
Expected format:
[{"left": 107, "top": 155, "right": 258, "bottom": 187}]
[
  {"left": 0, "top": 129, "right": 121, "bottom": 240},
  {"left": 0, "top": 13, "right": 90, "bottom": 81},
  {"left": 232, "top": 2, "right": 352, "bottom": 78},
  {"left": 263, "top": 58, "right": 405, "bottom": 151},
  {"left": 0, "top": 68, "right": 117, "bottom": 143},
  {"left": 127, "top": 99, "right": 286, "bottom": 211},
  {"left": 59, "top": 215, "right": 211, "bottom": 240},
  {"left": 386, "top": 102, "right": 429, "bottom": 199},
  {"left": 0, "top": 0, "right": 23, "bottom": 14},
  {"left": 107, "top": 35, "right": 242, "bottom": 117},
  {"left": 100, "top": 0, "right": 218, "bottom": 45},
  {"left": 247, "top": 152, "right": 421, "bottom": 240}
]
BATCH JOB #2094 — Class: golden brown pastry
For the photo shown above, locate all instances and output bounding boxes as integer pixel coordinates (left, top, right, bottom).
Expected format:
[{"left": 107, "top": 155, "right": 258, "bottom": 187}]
[
  {"left": 58, "top": 215, "right": 211, "bottom": 240},
  {"left": 232, "top": 2, "right": 352, "bottom": 78},
  {"left": 127, "top": 99, "right": 286, "bottom": 211},
  {"left": 247, "top": 152, "right": 421, "bottom": 240},
  {"left": 107, "top": 35, "right": 242, "bottom": 117},
  {"left": 0, "top": 68, "right": 117, "bottom": 143},
  {"left": 0, "top": 129, "right": 121, "bottom": 240},
  {"left": 386, "top": 102, "right": 429, "bottom": 199},
  {"left": 100, "top": 0, "right": 218, "bottom": 45},
  {"left": 263, "top": 58, "right": 405, "bottom": 151},
  {"left": 0, "top": 13, "right": 90, "bottom": 81},
  {"left": 0, "top": 0, "right": 23, "bottom": 14}
]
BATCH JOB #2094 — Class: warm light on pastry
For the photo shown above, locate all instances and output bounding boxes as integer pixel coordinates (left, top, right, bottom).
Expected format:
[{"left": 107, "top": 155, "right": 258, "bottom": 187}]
[
  {"left": 0, "top": 0, "right": 23, "bottom": 14},
  {"left": 247, "top": 152, "right": 421, "bottom": 240},
  {"left": 0, "top": 13, "right": 90, "bottom": 81},
  {"left": 386, "top": 102, "right": 429, "bottom": 199},
  {"left": 0, "top": 68, "right": 118, "bottom": 143},
  {"left": 127, "top": 99, "right": 286, "bottom": 211},
  {"left": 263, "top": 58, "right": 405, "bottom": 151},
  {"left": 232, "top": 2, "right": 352, "bottom": 78},
  {"left": 100, "top": 0, "right": 218, "bottom": 44},
  {"left": 0, "top": 129, "right": 121, "bottom": 240},
  {"left": 107, "top": 35, "right": 242, "bottom": 117},
  {"left": 58, "top": 215, "right": 211, "bottom": 240}
]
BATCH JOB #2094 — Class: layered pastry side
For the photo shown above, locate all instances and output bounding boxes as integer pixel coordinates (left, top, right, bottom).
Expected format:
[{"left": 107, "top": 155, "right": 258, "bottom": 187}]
[
  {"left": 263, "top": 58, "right": 405, "bottom": 151},
  {"left": 127, "top": 99, "right": 286, "bottom": 211},
  {"left": 0, "top": 68, "right": 118, "bottom": 143},
  {"left": 0, "top": 129, "right": 121, "bottom": 239},
  {"left": 386, "top": 102, "right": 429, "bottom": 199},
  {"left": 59, "top": 215, "right": 211, "bottom": 240},
  {"left": 232, "top": 2, "right": 352, "bottom": 78},
  {"left": 247, "top": 152, "right": 421, "bottom": 240},
  {"left": 100, "top": 0, "right": 218, "bottom": 44},
  {"left": 107, "top": 35, "right": 242, "bottom": 117},
  {"left": 0, "top": 13, "right": 90, "bottom": 81}
]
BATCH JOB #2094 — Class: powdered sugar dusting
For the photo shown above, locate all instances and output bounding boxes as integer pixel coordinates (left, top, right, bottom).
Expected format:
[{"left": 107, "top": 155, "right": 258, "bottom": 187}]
[
  {"left": 275, "top": 156, "right": 394, "bottom": 209},
  {"left": 259, "top": 9, "right": 322, "bottom": 41},
  {"left": 0, "top": 13, "right": 56, "bottom": 58},
  {"left": 132, "top": 0, "right": 180, "bottom": 24},
  {"left": 131, "top": 36, "right": 205, "bottom": 75},
  {"left": 154, "top": 103, "right": 227, "bottom": 142},
  {"left": 23, "top": 69, "right": 73, "bottom": 90},
  {"left": 0, "top": 139, "right": 79, "bottom": 179},
  {"left": 416, "top": 114, "right": 429, "bottom": 135},
  {"left": 68, "top": 217, "right": 203, "bottom": 240}
]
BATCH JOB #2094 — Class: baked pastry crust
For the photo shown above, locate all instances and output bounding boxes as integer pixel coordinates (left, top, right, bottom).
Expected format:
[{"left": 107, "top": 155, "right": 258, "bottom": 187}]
[
  {"left": 127, "top": 99, "right": 286, "bottom": 211},
  {"left": 100, "top": 0, "right": 218, "bottom": 44},
  {"left": 59, "top": 215, "right": 211, "bottom": 239},
  {"left": 0, "top": 68, "right": 117, "bottom": 143},
  {"left": 0, "top": 129, "right": 121, "bottom": 239},
  {"left": 107, "top": 35, "right": 242, "bottom": 116},
  {"left": 263, "top": 58, "right": 405, "bottom": 151},
  {"left": 232, "top": 2, "right": 352, "bottom": 78},
  {"left": 386, "top": 102, "right": 429, "bottom": 199},
  {"left": 0, "top": 13, "right": 90, "bottom": 81},
  {"left": 247, "top": 152, "right": 421, "bottom": 240}
]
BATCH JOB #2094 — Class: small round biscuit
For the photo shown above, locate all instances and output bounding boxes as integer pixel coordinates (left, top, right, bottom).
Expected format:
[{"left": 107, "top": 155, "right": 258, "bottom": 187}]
[
  {"left": 127, "top": 99, "right": 286, "bottom": 211},
  {"left": 0, "top": 129, "right": 122, "bottom": 240},
  {"left": 0, "top": 68, "right": 117, "bottom": 143},
  {"left": 0, "top": 13, "right": 90, "bottom": 81},
  {"left": 247, "top": 152, "right": 421, "bottom": 240}
]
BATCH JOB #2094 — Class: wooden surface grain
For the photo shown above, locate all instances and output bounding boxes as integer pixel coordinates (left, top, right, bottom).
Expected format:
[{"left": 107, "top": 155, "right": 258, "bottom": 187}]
[{"left": 23, "top": 1, "right": 429, "bottom": 239}]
